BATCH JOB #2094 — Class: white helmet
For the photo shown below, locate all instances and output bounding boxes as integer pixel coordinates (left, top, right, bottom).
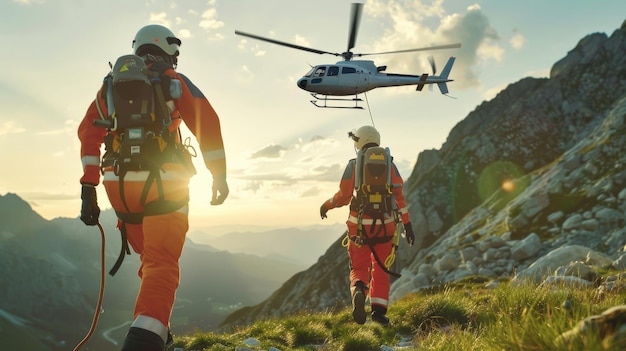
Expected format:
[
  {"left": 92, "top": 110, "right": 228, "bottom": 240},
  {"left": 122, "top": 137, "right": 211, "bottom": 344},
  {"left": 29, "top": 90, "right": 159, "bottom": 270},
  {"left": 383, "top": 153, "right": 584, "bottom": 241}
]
[
  {"left": 350, "top": 125, "right": 380, "bottom": 150},
  {"left": 132, "top": 24, "right": 181, "bottom": 57}
]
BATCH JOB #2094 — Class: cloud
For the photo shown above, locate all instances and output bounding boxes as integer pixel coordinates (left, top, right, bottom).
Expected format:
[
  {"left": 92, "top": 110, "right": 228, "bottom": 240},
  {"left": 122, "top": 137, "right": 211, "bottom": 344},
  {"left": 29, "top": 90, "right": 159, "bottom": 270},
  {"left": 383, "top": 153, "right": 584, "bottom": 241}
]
[
  {"left": 250, "top": 144, "right": 286, "bottom": 159},
  {"left": 510, "top": 30, "right": 525, "bottom": 49},
  {"left": 12, "top": 0, "right": 44, "bottom": 4},
  {"left": 300, "top": 186, "right": 321, "bottom": 198},
  {"left": 149, "top": 12, "right": 170, "bottom": 27},
  {"left": 482, "top": 83, "right": 507, "bottom": 101},
  {"left": 254, "top": 46, "right": 266, "bottom": 57},
  {"left": 199, "top": 8, "right": 224, "bottom": 30},
  {"left": 19, "top": 191, "right": 77, "bottom": 201},
  {"left": 310, "top": 163, "right": 343, "bottom": 182},
  {"left": 0, "top": 121, "right": 26, "bottom": 136},
  {"left": 364, "top": 1, "right": 503, "bottom": 91},
  {"left": 242, "top": 180, "right": 262, "bottom": 194},
  {"left": 294, "top": 34, "right": 311, "bottom": 48},
  {"left": 178, "top": 29, "right": 192, "bottom": 39}
]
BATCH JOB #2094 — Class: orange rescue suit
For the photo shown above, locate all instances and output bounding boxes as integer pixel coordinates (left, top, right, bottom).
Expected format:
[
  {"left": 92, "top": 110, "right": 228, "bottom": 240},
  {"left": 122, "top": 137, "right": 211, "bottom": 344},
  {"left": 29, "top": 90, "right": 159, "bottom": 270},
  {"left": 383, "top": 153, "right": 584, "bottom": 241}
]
[
  {"left": 322, "top": 158, "right": 411, "bottom": 310},
  {"left": 78, "top": 64, "right": 226, "bottom": 329}
]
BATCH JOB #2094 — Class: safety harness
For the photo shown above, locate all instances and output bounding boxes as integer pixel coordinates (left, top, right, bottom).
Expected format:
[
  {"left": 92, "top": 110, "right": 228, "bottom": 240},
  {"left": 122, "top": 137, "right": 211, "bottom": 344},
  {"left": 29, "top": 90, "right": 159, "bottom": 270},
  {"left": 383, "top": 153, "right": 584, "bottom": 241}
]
[
  {"left": 342, "top": 147, "right": 403, "bottom": 277},
  {"left": 94, "top": 54, "right": 195, "bottom": 275}
]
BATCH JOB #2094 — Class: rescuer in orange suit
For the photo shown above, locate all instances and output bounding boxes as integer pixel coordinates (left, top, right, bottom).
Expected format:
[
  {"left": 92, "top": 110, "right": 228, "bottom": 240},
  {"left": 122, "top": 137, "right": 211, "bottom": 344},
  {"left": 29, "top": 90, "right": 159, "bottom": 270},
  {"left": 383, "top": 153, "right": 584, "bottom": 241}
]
[
  {"left": 78, "top": 24, "right": 228, "bottom": 351},
  {"left": 319, "top": 125, "right": 414, "bottom": 327}
]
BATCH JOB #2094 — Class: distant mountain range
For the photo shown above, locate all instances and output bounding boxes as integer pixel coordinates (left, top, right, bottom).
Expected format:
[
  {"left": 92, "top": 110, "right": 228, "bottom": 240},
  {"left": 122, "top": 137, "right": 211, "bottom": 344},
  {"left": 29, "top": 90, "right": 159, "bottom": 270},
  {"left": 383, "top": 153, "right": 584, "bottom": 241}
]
[
  {"left": 0, "top": 193, "right": 334, "bottom": 350},
  {"left": 191, "top": 224, "right": 346, "bottom": 266}
]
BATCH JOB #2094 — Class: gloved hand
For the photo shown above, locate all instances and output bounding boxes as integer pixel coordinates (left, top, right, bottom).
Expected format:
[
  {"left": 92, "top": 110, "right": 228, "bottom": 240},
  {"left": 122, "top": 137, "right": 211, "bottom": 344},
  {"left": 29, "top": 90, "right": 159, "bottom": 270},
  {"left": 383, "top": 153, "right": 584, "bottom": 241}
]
[
  {"left": 210, "top": 174, "right": 229, "bottom": 205},
  {"left": 320, "top": 202, "right": 329, "bottom": 219},
  {"left": 404, "top": 222, "right": 415, "bottom": 246},
  {"left": 80, "top": 184, "right": 100, "bottom": 226}
]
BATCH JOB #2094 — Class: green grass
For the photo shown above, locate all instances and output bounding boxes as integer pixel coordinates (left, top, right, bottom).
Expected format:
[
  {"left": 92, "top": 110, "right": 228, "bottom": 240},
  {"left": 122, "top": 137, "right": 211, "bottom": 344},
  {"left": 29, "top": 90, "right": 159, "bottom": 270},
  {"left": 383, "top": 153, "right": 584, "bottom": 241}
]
[{"left": 172, "top": 278, "right": 626, "bottom": 351}]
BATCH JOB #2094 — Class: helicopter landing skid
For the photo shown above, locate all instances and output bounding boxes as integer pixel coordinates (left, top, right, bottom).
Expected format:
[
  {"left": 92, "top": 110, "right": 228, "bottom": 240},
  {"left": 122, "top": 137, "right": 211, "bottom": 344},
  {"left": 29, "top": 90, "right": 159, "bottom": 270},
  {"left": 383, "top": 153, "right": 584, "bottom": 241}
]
[{"left": 310, "top": 94, "right": 364, "bottom": 109}]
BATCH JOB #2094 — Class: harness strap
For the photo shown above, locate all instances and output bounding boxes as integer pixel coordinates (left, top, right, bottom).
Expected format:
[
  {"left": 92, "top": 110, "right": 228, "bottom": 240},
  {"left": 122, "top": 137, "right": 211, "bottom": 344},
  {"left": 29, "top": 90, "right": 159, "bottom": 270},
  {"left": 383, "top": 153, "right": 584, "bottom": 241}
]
[
  {"left": 352, "top": 209, "right": 401, "bottom": 278},
  {"left": 109, "top": 220, "right": 132, "bottom": 276},
  {"left": 367, "top": 241, "right": 401, "bottom": 278}
]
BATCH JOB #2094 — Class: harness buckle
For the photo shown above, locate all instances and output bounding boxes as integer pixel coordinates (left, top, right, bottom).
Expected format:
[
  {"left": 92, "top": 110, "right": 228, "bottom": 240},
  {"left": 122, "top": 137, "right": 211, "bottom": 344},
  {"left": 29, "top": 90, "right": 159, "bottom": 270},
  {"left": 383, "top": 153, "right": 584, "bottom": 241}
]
[{"left": 353, "top": 236, "right": 364, "bottom": 246}]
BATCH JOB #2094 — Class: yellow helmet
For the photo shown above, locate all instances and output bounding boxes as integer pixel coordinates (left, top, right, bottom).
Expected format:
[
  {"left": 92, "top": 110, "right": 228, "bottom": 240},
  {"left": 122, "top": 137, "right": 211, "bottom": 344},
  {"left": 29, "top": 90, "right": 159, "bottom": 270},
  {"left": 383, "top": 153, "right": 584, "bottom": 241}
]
[
  {"left": 349, "top": 125, "right": 380, "bottom": 150},
  {"left": 132, "top": 24, "right": 181, "bottom": 57}
]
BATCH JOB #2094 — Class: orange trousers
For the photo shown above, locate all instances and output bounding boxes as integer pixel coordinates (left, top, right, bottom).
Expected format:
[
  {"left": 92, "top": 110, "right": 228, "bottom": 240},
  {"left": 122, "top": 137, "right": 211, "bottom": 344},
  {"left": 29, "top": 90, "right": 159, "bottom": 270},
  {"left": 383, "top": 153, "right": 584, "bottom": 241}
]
[
  {"left": 103, "top": 164, "right": 191, "bottom": 328},
  {"left": 346, "top": 220, "right": 396, "bottom": 309}
]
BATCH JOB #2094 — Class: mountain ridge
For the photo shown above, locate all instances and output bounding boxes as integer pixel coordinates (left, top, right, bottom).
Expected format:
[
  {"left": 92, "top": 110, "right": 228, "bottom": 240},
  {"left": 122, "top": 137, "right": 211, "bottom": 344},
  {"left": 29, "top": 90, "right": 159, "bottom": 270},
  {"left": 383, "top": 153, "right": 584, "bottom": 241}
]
[{"left": 217, "top": 20, "right": 626, "bottom": 331}]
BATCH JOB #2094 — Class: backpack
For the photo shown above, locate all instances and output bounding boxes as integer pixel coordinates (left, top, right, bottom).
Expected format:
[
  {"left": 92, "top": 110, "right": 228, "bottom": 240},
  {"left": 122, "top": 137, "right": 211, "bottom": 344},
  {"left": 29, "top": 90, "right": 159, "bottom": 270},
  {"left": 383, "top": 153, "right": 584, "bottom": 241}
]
[
  {"left": 93, "top": 54, "right": 196, "bottom": 276},
  {"left": 94, "top": 54, "right": 191, "bottom": 176},
  {"left": 354, "top": 146, "right": 398, "bottom": 217},
  {"left": 349, "top": 145, "right": 403, "bottom": 277}
]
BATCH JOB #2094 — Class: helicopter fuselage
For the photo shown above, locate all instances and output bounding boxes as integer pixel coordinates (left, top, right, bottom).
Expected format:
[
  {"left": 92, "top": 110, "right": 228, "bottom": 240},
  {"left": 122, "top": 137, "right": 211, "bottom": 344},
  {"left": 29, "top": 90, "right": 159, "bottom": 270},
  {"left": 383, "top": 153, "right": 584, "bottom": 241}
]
[{"left": 296, "top": 59, "right": 453, "bottom": 96}]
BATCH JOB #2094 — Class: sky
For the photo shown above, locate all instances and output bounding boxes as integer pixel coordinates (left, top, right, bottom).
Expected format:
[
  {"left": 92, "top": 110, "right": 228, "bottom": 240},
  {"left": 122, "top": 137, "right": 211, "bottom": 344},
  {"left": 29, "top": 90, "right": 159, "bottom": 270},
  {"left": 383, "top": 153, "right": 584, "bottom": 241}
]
[{"left": 1, "top": 0, "right": 625, "bottom": 237}]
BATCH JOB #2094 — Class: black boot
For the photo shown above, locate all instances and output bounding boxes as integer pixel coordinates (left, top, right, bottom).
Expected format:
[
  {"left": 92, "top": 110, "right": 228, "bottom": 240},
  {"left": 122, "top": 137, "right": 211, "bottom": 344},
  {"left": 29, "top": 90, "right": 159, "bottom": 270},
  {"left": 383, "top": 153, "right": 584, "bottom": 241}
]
[
  {"left": 165, "top": 330, "right": 174, "bottom": 351},
  {"left": 371, "top": 305, "right": 390, "bottom": 327},
  {"left": 352, "top": 281, "right": 367, "bottom": 325},
  {"left": 120, "top": 327, "right": 165, "bottom": 351}
]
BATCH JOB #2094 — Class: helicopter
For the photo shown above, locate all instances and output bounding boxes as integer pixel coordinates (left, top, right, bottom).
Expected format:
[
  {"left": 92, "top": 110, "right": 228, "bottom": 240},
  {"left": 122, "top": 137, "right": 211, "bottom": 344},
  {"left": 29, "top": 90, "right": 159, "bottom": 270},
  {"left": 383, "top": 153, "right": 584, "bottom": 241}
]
[{"left": 235, "top": 2, "right": 461, "bottom": 109}]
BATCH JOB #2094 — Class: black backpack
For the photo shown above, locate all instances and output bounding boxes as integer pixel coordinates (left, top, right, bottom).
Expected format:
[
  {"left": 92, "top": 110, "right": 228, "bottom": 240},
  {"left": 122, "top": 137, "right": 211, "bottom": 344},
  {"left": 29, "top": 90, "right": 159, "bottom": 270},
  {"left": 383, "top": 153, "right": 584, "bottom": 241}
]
[
  {"left": 94, "top": 54, "right": 187, "bottom": 175},
  {"left": 93, "top": 54, "right": 195, "bottom": 276},
  {"left": 354, "top": 146, "right": 398, "bottom": 217}
]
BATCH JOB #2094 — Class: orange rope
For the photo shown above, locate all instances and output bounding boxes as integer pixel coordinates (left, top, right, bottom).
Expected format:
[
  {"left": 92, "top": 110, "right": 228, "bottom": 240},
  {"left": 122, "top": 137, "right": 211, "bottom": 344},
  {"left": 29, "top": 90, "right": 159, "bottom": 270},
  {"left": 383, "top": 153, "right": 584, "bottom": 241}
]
[{"left": 73, "top": 222, "right": 106, "bottom": 351}]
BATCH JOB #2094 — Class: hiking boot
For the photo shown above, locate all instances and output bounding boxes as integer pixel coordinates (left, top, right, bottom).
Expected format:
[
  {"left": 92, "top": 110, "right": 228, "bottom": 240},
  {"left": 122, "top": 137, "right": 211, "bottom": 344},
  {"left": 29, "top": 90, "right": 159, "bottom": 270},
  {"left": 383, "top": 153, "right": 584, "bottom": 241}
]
[
  {"left": 371, "top": 305, "right": 390, "bottom": 327},
  {"left": 371, "top": 311, "right": 390, "bottom": 326},
  {"left": 121, "top": 327, "right": 166, "bottom": 351},
  {"left": 352, "top": 287, "right": 367, "bottom": 325}
]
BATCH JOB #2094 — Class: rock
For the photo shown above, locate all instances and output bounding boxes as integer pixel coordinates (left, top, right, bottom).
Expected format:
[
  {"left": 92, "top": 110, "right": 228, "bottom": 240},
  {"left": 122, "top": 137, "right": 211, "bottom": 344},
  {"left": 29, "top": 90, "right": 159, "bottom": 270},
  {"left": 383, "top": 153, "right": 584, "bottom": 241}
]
[
  {"left": 556, "top": 305, "right": 626, "bottom": 349},
  {"left": 510, "top": 233, "right": 542, "bottom": 261},
  {"left": 562, "top": 214, "right": 583, "bottom": 231},
  {"left": 512, "top": 245, "right": 610, "bottom": 284}
]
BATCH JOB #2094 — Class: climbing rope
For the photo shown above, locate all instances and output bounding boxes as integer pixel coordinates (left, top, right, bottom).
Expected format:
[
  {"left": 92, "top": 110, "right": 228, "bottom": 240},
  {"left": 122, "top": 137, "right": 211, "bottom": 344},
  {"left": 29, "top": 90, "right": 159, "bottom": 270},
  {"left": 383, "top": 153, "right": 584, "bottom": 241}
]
[
  {"left": 364, "top": 91, "right": 376, "bottom": 128},
  {"left": 73, "top": 222, "right": 106, "bottom": 351}
]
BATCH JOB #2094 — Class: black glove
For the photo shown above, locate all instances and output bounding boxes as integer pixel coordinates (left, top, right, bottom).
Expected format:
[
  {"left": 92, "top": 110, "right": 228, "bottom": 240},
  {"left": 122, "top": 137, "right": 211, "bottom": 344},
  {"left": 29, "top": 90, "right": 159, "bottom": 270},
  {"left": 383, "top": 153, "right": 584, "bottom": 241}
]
[
  {"left": 210, "top": 175, "right": 229, "bottom": 205},
  {"left": 80, "top": 184, "right": 100, "bottom": 226},
  {"left": 404, "top": 222, "right": 415, "bottom": 246},
  {"left": 320, "top": 203, "right": 329, "bottom": 219}
]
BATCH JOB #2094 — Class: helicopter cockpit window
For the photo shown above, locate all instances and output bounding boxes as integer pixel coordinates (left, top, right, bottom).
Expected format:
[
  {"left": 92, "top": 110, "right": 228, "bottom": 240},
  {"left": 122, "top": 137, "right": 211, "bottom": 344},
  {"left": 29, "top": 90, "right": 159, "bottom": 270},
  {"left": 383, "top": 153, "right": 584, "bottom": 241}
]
[
  {"left": 327, "top": 66, "right": 339, "bottom": 76},
  {"left": 303, "top": 67, "right": 315, "bottom": 78},
  {"left": 314, "top": 66, "right": 327, "bottom": 77},
  {"left": 342, "top": 67, "right": 357, "bottom": 74}
]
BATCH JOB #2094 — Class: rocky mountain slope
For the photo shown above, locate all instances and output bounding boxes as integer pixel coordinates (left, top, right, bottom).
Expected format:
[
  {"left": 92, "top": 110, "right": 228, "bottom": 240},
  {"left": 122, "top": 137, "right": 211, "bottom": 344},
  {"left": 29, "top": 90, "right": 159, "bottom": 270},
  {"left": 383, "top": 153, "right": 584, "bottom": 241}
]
[{"left": 218, "top": 20, "right": 626, "bottom": 331}]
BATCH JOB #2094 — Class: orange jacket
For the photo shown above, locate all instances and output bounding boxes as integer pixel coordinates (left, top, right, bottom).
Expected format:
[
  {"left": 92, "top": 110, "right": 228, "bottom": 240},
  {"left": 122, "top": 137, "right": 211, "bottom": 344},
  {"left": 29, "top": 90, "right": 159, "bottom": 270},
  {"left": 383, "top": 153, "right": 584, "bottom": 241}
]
[
  {"left": 78, "top": 65, "right": 226, "bottom": 186},
  {"left": 324, "top": 157, "right": 411, "bottom": 226}
]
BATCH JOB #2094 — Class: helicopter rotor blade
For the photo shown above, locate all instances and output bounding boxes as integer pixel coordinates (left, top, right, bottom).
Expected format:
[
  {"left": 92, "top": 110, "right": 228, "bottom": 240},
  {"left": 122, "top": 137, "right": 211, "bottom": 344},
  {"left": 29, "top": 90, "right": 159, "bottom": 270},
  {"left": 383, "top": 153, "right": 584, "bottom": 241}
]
[
  {"left": 428, "top": 55, "right": 437, "bottom": 75},
  {"left": 235, "top": 30, "right": 340, "bottom": 57},
  {"left": 354, "top": 43, "right": 461, "bottom": 57},
  {"left": 347, "top": 3, "right": 364, "bottom": 52}
]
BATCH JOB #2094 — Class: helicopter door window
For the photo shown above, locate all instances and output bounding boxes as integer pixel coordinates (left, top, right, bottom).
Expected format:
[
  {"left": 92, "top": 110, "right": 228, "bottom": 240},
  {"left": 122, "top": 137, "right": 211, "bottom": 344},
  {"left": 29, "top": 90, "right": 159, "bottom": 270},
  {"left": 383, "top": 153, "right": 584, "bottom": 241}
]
[
  {"left": 314, "top": 66, "right": 327, "bottom": 77},
  {"left": 342, "top": 67, "right": 357, "bottom": 74},
  {"left": 327, "top": 66, "right": 339, "bottom": 76}
]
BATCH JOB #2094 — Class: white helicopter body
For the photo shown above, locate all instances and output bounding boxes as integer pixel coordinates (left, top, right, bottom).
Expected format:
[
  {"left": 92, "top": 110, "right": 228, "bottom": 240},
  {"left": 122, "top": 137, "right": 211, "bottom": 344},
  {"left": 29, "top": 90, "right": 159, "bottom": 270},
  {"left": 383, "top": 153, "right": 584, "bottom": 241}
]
[
  {"left": 236, "top": 3, "right": 460, "bottom": 108},
  {"left": 297, "top": 58, "right": 456, "bottom": 96}
]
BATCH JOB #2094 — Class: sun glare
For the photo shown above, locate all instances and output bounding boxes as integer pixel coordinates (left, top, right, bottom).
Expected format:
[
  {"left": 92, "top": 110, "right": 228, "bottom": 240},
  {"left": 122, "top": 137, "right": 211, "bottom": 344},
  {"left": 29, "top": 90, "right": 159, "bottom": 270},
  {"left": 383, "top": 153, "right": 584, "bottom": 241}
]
[{"left": 501, "top": 179, "right": 515, "bottom": 192}]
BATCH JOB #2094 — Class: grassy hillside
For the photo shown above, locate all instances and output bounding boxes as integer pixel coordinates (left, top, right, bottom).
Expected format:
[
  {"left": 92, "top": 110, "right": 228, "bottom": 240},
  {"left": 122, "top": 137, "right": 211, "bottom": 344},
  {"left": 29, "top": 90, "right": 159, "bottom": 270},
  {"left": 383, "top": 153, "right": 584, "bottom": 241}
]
[{"left": 169, "top": 275, "right": 626, "bottom": 351}]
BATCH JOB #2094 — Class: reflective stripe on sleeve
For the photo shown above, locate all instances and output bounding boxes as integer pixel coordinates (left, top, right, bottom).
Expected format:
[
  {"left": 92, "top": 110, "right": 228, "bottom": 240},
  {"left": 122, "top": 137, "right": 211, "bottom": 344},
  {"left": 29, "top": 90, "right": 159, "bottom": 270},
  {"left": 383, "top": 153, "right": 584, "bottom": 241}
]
[
  {"left": 81, "top": 155, "right": 100, "bottom": 170},
  {"left": 202, "top": 149, "right": 226, "bottom": 161}
]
